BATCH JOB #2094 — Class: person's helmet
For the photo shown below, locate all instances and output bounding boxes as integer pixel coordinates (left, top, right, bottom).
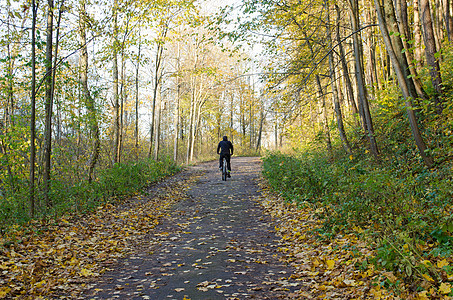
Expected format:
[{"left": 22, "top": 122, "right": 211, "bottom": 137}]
[{"left": 223, "top": 136, "right": 228, "bottom": 141}]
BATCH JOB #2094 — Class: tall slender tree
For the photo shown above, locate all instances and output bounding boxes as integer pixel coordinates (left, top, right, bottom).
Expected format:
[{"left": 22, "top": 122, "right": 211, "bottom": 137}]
[
  {"left": 420, "top": 0, "right": 443, "bottom": 112},
  {"left": 375, "top": 0, "right": 434, "bottom": 167},
  {"left": 43, "top": 0, "right": 55, "bottom": 207},
  {"left": 79, "top": 0, "right": 100, "bottom": 183},
  {"left": 29, "top": 0, "right": 38, "bottom": 217},
  {"left": 348, "top": 0, "right": 379, "bottom": 157}
]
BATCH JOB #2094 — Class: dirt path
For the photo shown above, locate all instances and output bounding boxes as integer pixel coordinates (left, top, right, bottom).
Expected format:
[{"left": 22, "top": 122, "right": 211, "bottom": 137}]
[{"left": 83, "top": 157, "right": 300, "bottom": 299}]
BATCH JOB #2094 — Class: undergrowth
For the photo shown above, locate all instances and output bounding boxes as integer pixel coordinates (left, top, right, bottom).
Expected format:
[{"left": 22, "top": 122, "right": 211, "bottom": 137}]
[
  {"left": 0, "top": 157, "right": 180, "bottom": 233},
  {"left": 262, "top": 150, "right": 453, "bottom": 293},
  {"left": 261, "top": 44, "right": 453, "bottom": 296}
]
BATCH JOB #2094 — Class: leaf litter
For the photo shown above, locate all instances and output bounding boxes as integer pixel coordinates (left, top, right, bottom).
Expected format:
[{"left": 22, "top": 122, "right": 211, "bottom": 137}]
[
  {"left": 0, "top": 173, "right": 198, "bottom": 299},
  {"left": 2, "top": 157, "right": 450, "bottom": 299}
]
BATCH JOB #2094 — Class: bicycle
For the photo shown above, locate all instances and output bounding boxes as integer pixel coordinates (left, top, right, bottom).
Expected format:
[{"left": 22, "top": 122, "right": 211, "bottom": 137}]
[{"left": 221, "top": 157, "right": 228, "bottom": 181}]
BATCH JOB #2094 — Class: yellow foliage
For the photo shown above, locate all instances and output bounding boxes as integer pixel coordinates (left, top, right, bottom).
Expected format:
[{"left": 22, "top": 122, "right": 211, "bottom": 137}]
[
  {"left": 421, "top": 273, "right": 435, "bottom": 282},
  {"left": 326, "top": 259, "right": 335, "bottom": 270},
  {"left": 437, "top": 259, "right": 449, "bottom": 268},
  {"left": 438, "top": 282, "right": 452, "bottom": 294}
]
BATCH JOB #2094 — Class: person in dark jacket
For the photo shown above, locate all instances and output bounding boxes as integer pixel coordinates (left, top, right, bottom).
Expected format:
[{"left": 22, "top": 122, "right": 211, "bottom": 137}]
[{"left": 217, "top": 136, "right": 234, "bottom": 177}]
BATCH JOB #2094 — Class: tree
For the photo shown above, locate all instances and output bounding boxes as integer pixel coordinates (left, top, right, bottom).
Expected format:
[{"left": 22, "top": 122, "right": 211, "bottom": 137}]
[
  {"left": 79, "top": 0, "right": 100, "bottom": 183},
  {"left": 374, "top": 0, "right": 434, "bottom": 168},
  {"left": 113, "top": 0, "right": 120, "bottom": 163},
  {"left": 419, "top": 0, "right": 443, "bottom": 112},
  {"left": 149, "top": 23, "right": 168, "bottom": 159},
  {"left": 348, "top": 0, "right": 379, "bottom": 158},
  {"left": 327, "top": 0, "right": 351, "bottom": 154},
  {"left": 29, "top": 0, "right": 38, "bottom": 217}
]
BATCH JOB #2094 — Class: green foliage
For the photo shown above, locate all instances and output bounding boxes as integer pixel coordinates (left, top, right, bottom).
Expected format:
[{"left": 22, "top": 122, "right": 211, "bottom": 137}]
[
  {"left": 262, "top": 149, "right": 453, "bottom": 282},
  {"left": 0, "top": 158, "right": 180, "bottom": 231}
]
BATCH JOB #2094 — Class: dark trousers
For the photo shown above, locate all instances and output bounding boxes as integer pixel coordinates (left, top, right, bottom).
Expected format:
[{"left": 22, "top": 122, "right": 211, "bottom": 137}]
[{"left": 219, "top": 153, "right": 231, "bottom": 171}]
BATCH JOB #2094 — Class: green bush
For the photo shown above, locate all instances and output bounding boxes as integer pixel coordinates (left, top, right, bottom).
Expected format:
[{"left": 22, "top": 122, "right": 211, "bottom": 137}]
[
  {"left": 262, "top": 149, "right": 453, "bottom": 279},
  {"left": 0, "top": 157, "right": 180, "bottom": 231}
]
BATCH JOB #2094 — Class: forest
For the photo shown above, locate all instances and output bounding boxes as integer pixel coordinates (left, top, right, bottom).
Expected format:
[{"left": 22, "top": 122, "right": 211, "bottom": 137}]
[
  {"left": 1, "top": 0, "right": 453, "bottom": 297},
  {"left": 0, "top": 0, "right": 265, "bottom": 224}
]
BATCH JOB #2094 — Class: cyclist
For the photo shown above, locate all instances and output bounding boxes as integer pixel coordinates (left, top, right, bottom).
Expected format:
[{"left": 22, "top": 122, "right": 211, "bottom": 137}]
[{"left": 217, "top": 136, "right": 234, "bottom": 177}]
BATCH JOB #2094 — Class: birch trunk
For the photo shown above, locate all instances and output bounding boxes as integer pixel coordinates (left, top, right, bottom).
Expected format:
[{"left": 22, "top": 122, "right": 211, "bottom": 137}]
[
  {"left": 173, "top": 41, "right": 181, "bottom": 162},
  {"left": 113, "top": 0, "right": 119, "bottom": 163},
  {"left": 414, "top": 0, "right": 424, "bottom": 68},
  {"left": 135, "top": 35, "right": 141, "bottom": 160}
]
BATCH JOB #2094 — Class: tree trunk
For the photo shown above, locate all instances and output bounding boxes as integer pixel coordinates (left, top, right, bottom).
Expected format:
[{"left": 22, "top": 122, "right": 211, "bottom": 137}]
[
  {"left": 420, "top": 0, "right": 443, "bottom": 111},
  {"left": 413, "top": 0, "right": 424, "bottom": 68},
  {"left": 274, "top": 116, "right": 278, "bottom": 149},
  {"left": 335, "top": 5, "right": 360, "bottom": 124},
  {"left": 29, "top": 0, "right": 38, "bottom": 217},
  {"left": 327, "top": 0, "right": 352, "bottom": 154},
  {"left": 173, "top": 42, "right": 181, "bottom": 162},
  {"left": 229, "top": 94, "right": 234, "bottom": 141},
  {"left": 43, "top": 0, "right": 54, "bottom": 207},
  {"left": 395, "top": 0, "right": 427, "bottom": 100},
  {"left": 135, "top": 35, "right": 141, "bottom": 161},
  {"left": 348, "top": 0, "right": 379, "bottom": 158},
  {"left": 79, "top": 0, "right": 100, "bottom": 183},
  {"left": 186, "top": 90, "right": 194, "bottom": 164},
  {"left": 362, "top": 0, "right": 375, "bottom": 89},
  {"left": 113, "top": 0, "right": 119, "bottom": 163},
  {"left": 445, "top": 0, "right": 453, "bottom": 42},
  {"left": 433, "top": 0, "right": 443, "bottom": 51},
  {"left": 153, "top": 87, "right": 162, "bottom": 160},
  {"left": 375, "top": 0, "right": 434, "bottom": 168},
  {"left": 318, "top": 76, "right": 333, "bottom": 154},
  {"left": 148, "top": 24, "right": 168, "bottom": 159},
  {"left": 382, "top": 0, "right": 419, "bottom": 99},
  {"left": 256, "top": 104, "right": 265, "bottom": 153},
  {"left": 192, "top": 100, "right": 203, "bottom": 161},
  {"left": 149, "top": 47, "right": 160, "bottom": 158},
  {"left": 117, "top": 51, "right": 126, "bottom": 163}
]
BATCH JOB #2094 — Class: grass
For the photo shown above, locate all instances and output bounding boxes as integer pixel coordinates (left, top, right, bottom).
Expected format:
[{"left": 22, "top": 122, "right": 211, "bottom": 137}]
[
  {"left": 262, "top": 149, "right": 453, "bottom": 293},
  {"left": 0, "top": 157, "right": 181, "bottom": 233}
]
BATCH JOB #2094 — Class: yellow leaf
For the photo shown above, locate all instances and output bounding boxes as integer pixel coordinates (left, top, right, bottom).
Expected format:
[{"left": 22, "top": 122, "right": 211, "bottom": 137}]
[
  {"left": 437, "top": 259, "right": 449, "bottom": 268},
  {"left": 416, "top": 291, "right": 429, "bottom": 300},
  {"left": 421, "top": 273, "right": 434, "bottom": 282},
  {"left": 0, "top": 287, "right": 11, "bottom": 297},
  {"left": 80, "top": 268, "right": 93, "bottom": 277},
  {"left": 439, "top": 282, "right": 452, "bottom": 294},
  {"left": 370, "top": 287, "right": 382, "bottom": 299},
  {"left": 35, "top": 280, "right": 46, "bottom": 288},
  {"left": 326, "top": 259, "right": 335, "bottom": 270},
  {"left": 312, "top": 258, "right": 320, "bottom": 267},
  {"left": 421, "top": 260, "right": 432, "bottom": 267}
]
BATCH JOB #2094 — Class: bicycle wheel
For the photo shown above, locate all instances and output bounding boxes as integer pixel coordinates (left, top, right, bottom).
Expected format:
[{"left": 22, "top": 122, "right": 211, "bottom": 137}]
[{"left": 222, "top": 158, "right": 227, "bottom": 181}]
